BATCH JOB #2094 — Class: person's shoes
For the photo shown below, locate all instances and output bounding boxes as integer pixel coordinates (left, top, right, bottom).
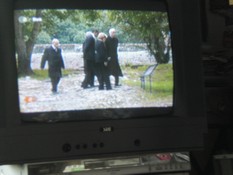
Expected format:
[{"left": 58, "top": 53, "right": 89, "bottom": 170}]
[
  {"left": 106, "top": 85, "right": 112, "bottom": 90},
  {"left": 115, "top": 84, "right": 122, "bottom": 87},
  {"left": 52, "top": 90, "right": 58, "bottom": 94},
  {"left": 99, "top": 86, "right": 104, "bottom": 90},
  {"left": 81, "top": 84, "right": 88, "bottom": 89},
  {"left": 89, "top": 84, "right": 95, "bottom": 87}
]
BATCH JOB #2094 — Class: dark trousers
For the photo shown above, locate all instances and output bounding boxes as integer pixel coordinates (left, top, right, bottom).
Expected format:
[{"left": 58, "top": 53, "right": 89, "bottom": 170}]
[
  {"left": 114, "top": 76, "right": 119, "bottom": 86},
  {"left": 51, "top": 77, "right": 60, "bottom": 92},
  {"left": 82, "top": 60, "right": 95, "bottom": 88},
  {"left": 96, "top": 63, "right": 112, "bottom": 90}
]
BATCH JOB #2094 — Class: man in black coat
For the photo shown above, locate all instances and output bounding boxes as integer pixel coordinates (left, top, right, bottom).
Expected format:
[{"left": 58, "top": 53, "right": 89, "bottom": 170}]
[
  {"left": 105, "top": 28, "right": 123, "bottom": 86},
  {"left": 81, "top": 31, "right": 96, "bottom": 89},
  {"left": 41, "top": 38, "right": 65, "bottom": 93},
  {"left": 95, "top": 32, "right": 112, "bottom": 90}
]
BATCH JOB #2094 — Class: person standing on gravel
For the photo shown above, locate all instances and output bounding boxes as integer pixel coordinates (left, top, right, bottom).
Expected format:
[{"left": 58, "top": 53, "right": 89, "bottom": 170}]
[
  {"left": 81, "top": 31, "right": 96, "bottom": 89},
  {"left": 105, "top": 28, "right": 123, "bottom": 87},
  {"left": 40, "top": 38, "right": 65, "bottom": 94},
  {"left": 95, "top": 32, "right": 112, "bottom": 90}
]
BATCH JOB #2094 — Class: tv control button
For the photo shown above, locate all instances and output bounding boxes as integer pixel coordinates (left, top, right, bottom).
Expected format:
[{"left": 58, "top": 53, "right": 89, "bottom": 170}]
[
  {"left": 83, "top": 144, "right": 88, "bottom": 149},
  {"left": 134, "top": 139, "right": 141, "bottom": 146},
  {"left": 99, "top": 142, "right": 104, "bottom": 148},
  {"left": 62, "top": 143, "right": 72, "bottom": 152}
]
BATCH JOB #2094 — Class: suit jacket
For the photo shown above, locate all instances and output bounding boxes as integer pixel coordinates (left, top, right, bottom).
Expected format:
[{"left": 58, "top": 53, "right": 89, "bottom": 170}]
[
  {"left": 95, "top": 40, "right": 107, "bottom": 63},
  {"left": 41, "top": 46, "right": 65, "bottom": 78},
  {"left": 83, "top": 35, "right": 95, "bottom": 61}
]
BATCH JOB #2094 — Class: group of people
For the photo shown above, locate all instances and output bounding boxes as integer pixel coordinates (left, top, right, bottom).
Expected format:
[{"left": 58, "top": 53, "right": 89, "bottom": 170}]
[
  {"left": 81, "top": 28, "right": 123, "bottom": 90},
  {"left": 40, "top": 28, "right": 123, "bottom": 93}
]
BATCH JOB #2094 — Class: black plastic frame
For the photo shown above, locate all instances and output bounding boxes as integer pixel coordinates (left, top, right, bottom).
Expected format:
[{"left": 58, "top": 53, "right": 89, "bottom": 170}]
[{"left": 0, "top": 0, "right": 206, "bottom": 164}]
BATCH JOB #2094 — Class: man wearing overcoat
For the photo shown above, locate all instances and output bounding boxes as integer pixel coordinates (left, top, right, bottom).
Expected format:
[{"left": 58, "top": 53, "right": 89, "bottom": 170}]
[
  {"left": 41, "top": 38, "right": 65, "bottom": 93},
  {"left": 81, "top": 31, "right": 96, "bottom": 88},
  {"left": 105, "top": 28, "right": 123, "bottom": 86}
]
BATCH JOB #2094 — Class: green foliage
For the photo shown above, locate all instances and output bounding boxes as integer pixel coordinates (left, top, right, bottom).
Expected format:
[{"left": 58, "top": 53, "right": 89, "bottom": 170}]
[
  {"left": 17, "top": 9, "right": 171, "bottom": 77},
  {"left": 122, "top": 64, "right": 173, "bottom": 99},
  {"left": 26, "top": 65, "right": 172, "bottom": 101},
  {"left": 17, "top": 10, "right": 38, "bottom": 42},
  {"left": 30, "top": 69, "right": 48, "bottom": 80},
  {"left": 109, "top": 10, "right": 171, "bottom": 63},
  {"left": 36, "top": 31, "right": 51, "bottom": 44},
  {"left": 54, "top": 19, "right": 81, "bottom": 43},
  {"left": 31, "top": 9, "right": 169, "bottom": 46},
  {"left": 31, "top": 69, "right": 75, "bottom": 80}
]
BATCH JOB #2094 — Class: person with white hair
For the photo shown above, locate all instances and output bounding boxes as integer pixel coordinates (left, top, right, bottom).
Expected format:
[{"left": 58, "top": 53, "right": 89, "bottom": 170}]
[
  {"left": 41, "top": 38, "right": 65, "bottom": 94},
  {"left": 105, "top": 28, "right": 123, "bottom": 87}
]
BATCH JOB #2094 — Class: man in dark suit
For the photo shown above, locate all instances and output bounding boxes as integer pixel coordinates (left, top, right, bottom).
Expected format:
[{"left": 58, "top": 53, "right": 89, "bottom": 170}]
[
  {"left": 81, "top": 31, "right": 96, "bottom": 89},
  {"left": 105, "top": 28, "right": 123, "bottom": 87},
  {"left": 95, "top": 32, "right": 112, "bottom": 90},
  {"left": 41, "top": 38, "right": 65, "bottom": 94}
]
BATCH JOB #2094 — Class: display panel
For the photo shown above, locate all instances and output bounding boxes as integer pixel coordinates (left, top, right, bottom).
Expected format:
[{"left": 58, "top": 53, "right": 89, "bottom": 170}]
[
  {"left": 0, "top": 0, "right": 206, "bottom": 165},
  {"left": 230, "top": 0, "right": 233, "bottom": 5},
  {"left": 15, "top": 8, "right": 173, "bottom": 122}
]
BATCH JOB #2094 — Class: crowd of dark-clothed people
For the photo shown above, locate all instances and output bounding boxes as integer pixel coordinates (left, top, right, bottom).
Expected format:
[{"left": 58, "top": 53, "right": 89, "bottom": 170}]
[{"left": 40, "top": 28, "right": 123, "bottom": 94}]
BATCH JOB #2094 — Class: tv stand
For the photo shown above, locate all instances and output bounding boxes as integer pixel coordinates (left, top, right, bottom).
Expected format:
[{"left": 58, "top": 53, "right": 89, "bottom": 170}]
[{"left": 0, "top": 153, "right": 191, "bottom": 175}]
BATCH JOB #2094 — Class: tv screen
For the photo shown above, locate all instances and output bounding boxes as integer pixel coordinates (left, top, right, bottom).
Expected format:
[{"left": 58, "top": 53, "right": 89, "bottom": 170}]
[
  {"left": 15, "top": 8, "right": 173, "bottom": 122},
  {"left": 0, "top": 0, "right": 206, "bottom": 164}
]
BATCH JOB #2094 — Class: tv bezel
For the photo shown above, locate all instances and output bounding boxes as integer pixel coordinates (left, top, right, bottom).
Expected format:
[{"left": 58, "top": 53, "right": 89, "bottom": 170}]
[{"left": 0, "top": 0, "right": 206, "bottom": 164}]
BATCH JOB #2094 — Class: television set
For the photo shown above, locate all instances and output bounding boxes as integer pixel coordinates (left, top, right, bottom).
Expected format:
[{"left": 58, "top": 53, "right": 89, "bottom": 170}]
[{"left": 0, "top": 0, "right": 206, "bottom": 164}]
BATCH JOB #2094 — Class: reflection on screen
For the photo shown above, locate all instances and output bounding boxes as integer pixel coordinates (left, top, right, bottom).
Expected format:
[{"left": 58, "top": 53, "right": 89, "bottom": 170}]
[{"left": 15, "top": 9, "right": 173, "bottom": 114}]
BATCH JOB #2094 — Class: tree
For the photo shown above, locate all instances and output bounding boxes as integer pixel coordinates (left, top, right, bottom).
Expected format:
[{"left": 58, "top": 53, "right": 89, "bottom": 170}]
[
  {"left": 15, "top": 9, "right": 70, "bottom": 76},
  {"left": 15, "top": 9, "right": 103, "bottom": 76},
  {"left": 109, "top": 11, "right": 171, "bottom": 64},
  {"left": 15, "top": 10, "right": 42, "bottom": 75},
  {"left": 36, "top": 31, "right": 51, "bottom": 44},
  {"left": 15, "top": 9, "right": 171, "bottom": 76}
]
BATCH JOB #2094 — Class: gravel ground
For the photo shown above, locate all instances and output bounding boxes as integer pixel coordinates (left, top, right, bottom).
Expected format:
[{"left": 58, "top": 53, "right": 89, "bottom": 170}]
[
  {"left": 19, "top": 50, "right": 172, "bottom": 115},
  {"left": 30, "top": 51, "right": 155, "bottom": 70},
  {"left": 18, "top": 72, "right": 172, "bottom": 113}
]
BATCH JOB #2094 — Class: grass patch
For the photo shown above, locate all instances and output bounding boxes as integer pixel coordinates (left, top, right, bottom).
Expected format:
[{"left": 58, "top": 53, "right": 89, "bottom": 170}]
[
  {"left": 23, "top": 64, "right": 173, "bottom": 100},
  {"left": 122, "top": 63, "right": 173, "bottom": 99},
  {"left": 30, "top": 69, "right": 76, "bottom": 80}
]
